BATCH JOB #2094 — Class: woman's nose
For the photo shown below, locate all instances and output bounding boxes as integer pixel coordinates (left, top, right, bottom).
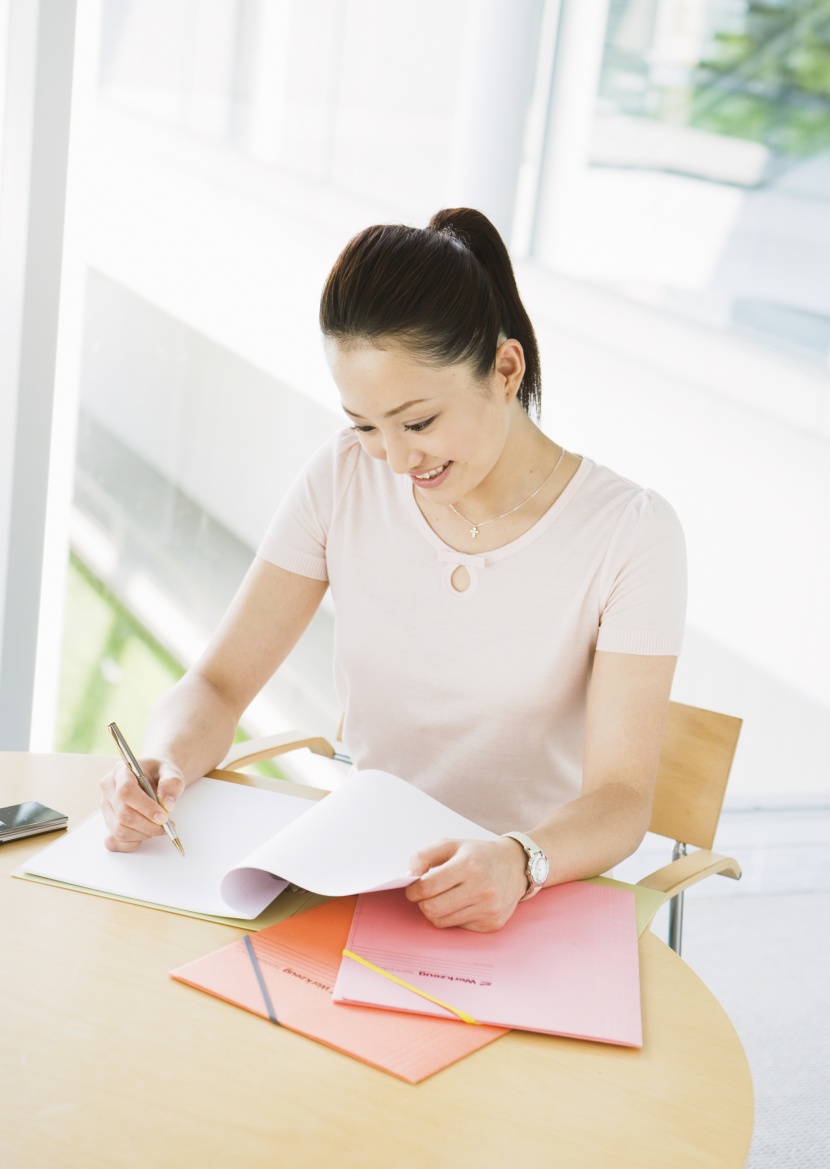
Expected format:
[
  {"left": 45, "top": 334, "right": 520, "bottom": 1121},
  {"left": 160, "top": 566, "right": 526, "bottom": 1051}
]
[{"left": 385, "top": 435, "right": 421, "bottom": 475}]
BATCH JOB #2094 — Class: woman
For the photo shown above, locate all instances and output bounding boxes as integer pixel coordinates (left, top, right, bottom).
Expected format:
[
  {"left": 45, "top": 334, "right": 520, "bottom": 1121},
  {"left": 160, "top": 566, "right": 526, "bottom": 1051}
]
[{"left": 100, "top": 208, "right": 686, "bottom": 933}]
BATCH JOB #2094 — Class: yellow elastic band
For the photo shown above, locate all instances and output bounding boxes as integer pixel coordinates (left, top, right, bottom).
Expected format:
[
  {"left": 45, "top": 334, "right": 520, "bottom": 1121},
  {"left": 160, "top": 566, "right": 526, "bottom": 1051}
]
[{"left": 342, "top": 949, "right": 479, "bottom": 1025}]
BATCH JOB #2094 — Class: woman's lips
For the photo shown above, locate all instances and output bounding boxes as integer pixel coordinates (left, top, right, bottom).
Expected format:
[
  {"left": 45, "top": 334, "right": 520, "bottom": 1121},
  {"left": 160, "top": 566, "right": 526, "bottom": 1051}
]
[{"left": 410, "top": 461, "right": 452, "bottom": 489}]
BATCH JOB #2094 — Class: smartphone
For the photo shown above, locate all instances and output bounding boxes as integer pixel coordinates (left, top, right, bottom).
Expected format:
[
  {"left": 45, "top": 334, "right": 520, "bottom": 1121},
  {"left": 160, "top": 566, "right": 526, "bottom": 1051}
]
[{"left": 0, "top": 801, "right": 68, "bottom": 843}]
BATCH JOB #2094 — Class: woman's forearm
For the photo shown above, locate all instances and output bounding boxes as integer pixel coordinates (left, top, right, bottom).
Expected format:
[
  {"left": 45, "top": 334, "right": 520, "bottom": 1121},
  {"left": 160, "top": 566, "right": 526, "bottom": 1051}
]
[
  {"left": 528, "top": 782, "right": 652, "bottom": 887},
  {"left": 139, "top": 669, "right": 241, "bottom": 786},
  {"left": 524, "top": 652, "right": 676, "bottom": 887}
]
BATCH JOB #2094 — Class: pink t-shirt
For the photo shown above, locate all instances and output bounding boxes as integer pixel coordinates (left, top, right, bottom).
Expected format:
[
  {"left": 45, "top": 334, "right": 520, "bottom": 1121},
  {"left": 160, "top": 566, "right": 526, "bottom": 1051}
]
[{"left": 258, "top": 429, "right": 686, "bottom": 833}]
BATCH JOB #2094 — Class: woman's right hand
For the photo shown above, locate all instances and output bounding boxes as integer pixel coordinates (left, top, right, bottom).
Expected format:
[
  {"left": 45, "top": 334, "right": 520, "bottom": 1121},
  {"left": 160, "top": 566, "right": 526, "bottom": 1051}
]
[{"left": 100, "top": 759, "right": 186, "bottom": 852}]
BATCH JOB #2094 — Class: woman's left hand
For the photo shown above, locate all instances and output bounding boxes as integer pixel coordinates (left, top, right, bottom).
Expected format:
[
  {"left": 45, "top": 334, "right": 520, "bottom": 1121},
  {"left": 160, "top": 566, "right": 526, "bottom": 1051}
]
[{"left": 404, "top": 837, "right": 529, "bottom": 932}]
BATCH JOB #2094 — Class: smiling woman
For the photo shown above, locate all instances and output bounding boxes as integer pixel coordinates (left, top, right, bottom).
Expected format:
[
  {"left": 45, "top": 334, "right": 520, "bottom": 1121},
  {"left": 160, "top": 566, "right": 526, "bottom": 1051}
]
[
  {"left": 327, "top": 337, "right": 566, "bottom": 549},
  {"left": 99, "top": 207, "right": 686, "bottom": 934},
  {"left": 321, "top": 210, "right": 564, "bottom": 555}
]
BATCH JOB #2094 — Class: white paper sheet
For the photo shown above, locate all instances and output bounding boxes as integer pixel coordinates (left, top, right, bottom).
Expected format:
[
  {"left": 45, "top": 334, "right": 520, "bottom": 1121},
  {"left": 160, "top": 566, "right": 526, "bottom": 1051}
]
[
  {"left": 22, "top": 779, "right": 314, "bottom": 917},
  {"left": 23, "top": 771, "right": 497, "bottom": 920},
  {"left": 220, "top": 770, "right": 497, "bottom": 908}
]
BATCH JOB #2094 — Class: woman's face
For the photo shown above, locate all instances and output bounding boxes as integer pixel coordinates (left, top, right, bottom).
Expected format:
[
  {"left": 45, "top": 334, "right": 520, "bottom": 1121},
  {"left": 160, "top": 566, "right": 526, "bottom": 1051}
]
[{"left": 325, "top": 338, "right": 523, "bottom": 506}]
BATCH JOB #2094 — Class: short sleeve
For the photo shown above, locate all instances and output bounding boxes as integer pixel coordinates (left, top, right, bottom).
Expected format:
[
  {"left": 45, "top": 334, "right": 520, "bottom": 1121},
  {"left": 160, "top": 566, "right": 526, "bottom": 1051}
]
[
  {"left": 595, "top": 490, "right": 687, "bottom": 656},
  {"left": 256, "top": 430, "right": 359, "bottom": 581}
]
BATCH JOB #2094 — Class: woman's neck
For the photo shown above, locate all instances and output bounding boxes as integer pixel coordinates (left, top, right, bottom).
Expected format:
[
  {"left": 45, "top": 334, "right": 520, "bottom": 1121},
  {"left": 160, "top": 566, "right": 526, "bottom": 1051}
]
[
  {"left": 408, "top": 407, "right": 580, "bottom": 557},
  {"left": 454, "top": 406, "right": 556, "bottom": 520}
]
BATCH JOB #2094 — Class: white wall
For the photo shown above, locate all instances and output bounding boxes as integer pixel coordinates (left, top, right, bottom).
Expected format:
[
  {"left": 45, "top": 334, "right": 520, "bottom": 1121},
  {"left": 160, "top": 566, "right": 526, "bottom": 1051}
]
[{"left": 79, "top": 271, "right": 340, "bottom": 550}]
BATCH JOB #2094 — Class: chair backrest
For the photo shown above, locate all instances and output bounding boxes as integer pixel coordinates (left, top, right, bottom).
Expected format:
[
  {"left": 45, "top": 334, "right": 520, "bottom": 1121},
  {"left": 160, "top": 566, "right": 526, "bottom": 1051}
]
[{"left": 649, "top": 701, "right": 743, "bottom": 850}]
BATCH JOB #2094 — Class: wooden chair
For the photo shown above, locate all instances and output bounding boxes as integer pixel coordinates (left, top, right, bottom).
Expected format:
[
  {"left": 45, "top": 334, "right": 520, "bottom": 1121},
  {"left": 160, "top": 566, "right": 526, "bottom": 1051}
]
[
  {"left": 637, "top": 700, "right": 742, "bottom": 953},
  {"left": 219, "top": 700, "right": 743, "bottom": 955}
]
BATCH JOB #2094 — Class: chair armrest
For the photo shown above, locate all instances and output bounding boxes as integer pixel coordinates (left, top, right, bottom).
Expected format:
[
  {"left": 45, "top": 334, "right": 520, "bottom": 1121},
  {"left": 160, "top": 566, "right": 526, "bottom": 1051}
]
[
  {"left": 220, "top": 731, "right": 337, "bottom": 771},
  {"left": 637, "top": 849, "right": 741, "bottom": 900}
]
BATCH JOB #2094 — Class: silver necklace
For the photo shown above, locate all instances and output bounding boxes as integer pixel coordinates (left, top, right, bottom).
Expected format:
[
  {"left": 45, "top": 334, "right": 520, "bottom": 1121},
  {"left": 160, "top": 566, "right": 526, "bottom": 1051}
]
[{"left": 448, "top": 445, "right": 566, "bottom": 539}]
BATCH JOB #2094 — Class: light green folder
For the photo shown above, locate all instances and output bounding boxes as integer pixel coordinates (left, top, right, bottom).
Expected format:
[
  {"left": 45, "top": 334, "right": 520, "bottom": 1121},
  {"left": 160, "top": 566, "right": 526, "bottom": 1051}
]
[{"left": 587, "top": 875, "right": 667, "bottom": 937}]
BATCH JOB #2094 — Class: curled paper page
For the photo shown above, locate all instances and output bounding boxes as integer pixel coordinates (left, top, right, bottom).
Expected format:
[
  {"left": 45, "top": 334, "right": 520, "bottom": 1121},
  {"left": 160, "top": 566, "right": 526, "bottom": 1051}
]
[{"left": 220, "top": 770, "right": 497, "bottom": 912}]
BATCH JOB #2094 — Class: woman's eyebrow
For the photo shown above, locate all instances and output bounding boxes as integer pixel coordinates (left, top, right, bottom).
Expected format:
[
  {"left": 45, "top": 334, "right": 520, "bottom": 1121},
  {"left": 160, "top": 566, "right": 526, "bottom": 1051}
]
[{"left": 342, "top": 398, "right": 434, "bottom": 420}]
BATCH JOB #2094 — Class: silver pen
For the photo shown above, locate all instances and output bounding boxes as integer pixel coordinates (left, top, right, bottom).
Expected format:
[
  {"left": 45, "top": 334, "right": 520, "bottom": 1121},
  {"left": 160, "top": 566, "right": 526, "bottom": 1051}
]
[{"left": 108, "top": 721, "right": 185, "bottom": 856}]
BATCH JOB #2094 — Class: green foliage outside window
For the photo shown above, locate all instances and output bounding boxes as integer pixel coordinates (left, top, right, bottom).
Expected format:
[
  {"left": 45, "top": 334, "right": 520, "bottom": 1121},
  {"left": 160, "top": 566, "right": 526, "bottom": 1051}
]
[
  {"left": 691, "top": 1, "right": 830, "bottom": 155},
  {"left": 57, "top": 555, "right": 281, "bottom": 778},
  {"left": 602, "top": 1, "right": 830, "bottom": 157}
]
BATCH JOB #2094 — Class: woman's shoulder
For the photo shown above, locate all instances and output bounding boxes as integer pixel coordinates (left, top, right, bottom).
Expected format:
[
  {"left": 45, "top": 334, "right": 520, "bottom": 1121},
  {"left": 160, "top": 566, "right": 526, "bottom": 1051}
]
[
  {"left": 258, "top": 429, "right": 367, "bottom": 564},
  {"left": 561, "top": 457, "right": 684, "bottom": 565},
  {"left": 576, "top": 456, "right": 680, "bottom": 519},
  {"left": 305, "top": 424, "right": 361, "bottom": 465},
  {"left": 308, "top": 426, "right": 396, "bottom": 489},
  {"left": 295, "top": 426, "right": 396, "bottom": 524},
  {"left": 297, "top": 426, "right": 362, "bottom": 488}
]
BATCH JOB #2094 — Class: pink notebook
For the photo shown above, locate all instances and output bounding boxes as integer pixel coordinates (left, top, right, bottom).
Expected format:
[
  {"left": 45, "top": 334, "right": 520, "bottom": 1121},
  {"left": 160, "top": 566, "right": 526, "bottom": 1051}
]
[{"left": 334, "top": 882, "right": 642, "bottom": 1047}]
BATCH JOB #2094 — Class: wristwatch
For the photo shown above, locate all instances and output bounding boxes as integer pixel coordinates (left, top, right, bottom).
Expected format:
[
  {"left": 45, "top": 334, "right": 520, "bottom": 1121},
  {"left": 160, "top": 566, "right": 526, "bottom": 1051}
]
[{"left": 501, "top": 831, "right": 550, "bottom": 901}]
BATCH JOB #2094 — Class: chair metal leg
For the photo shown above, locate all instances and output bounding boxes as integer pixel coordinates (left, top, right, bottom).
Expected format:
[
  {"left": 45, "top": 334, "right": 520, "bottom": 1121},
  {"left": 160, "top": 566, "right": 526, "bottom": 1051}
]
[{"left": 667, "top": 841, "right": 687, "bottom": 955}]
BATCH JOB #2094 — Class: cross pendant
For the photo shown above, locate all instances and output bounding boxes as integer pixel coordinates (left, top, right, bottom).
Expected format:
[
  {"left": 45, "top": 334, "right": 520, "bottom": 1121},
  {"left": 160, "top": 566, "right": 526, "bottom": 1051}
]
[{"left": 470, "top": 526, "right": 479, "bottom": 538}]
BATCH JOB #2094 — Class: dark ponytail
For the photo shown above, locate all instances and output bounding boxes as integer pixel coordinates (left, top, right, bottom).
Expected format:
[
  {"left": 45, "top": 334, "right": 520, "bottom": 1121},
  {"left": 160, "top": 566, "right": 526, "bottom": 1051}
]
[{"left": 319, "top": 208, "right": 541, "bottom": 417}]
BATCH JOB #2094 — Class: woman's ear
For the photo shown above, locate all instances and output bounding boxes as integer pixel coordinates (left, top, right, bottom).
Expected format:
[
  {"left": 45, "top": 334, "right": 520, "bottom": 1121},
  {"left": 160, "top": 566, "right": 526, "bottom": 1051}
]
[{"left": 494, "top": 338, "right": 525, "bottom": 404}]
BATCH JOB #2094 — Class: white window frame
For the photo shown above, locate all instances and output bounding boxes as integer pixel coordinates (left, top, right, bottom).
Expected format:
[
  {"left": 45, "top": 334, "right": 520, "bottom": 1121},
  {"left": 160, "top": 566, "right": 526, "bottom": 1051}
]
[{"left": 0, "top": 0, "right": 80, "bottom": 749}]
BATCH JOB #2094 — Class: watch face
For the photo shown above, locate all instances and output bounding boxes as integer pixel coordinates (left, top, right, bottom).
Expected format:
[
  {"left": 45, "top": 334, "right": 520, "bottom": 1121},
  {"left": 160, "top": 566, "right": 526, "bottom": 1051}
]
[{"left": 530, "top": 854, "right": 549, "bottom": 885}]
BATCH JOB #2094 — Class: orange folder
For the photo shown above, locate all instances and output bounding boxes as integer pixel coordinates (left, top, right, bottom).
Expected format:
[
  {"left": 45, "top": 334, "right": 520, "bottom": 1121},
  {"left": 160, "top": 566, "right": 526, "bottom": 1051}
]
[{"left": 170, "top": 896, "right": 507, "bottom": 1084}]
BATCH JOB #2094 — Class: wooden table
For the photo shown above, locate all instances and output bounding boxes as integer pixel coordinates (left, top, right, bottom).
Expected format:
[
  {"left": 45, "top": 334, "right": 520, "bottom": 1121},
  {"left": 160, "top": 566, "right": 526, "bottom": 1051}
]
[{"left": 1, "top": 753, "right": 754, "bottom": 1169}]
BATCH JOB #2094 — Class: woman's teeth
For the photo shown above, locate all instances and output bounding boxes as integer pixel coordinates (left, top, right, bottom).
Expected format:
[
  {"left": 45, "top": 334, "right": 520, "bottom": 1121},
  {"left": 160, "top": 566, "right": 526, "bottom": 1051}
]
[{"left": 415, "top": 463, "right": 448, "bottom": 480}]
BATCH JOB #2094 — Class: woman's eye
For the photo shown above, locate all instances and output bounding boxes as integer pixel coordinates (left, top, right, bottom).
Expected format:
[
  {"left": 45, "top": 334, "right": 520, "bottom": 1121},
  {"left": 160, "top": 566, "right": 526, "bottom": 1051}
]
[
  {"left": 351, "top": 424, "right": 375, "bottom": 434},
  {"left": 405, "top": 417, "right": 436, "bottom": 433}
]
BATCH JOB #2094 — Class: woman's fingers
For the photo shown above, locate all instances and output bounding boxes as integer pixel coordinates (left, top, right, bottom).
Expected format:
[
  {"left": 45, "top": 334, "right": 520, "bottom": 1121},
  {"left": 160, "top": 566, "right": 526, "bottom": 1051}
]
[
  {"left": 156, "top": 766, "right": 185, "bottom": 813},
  {"left": 99, "top": 759, "right": 184, "bottom": 852},
  {"left": 405, "top": 838, "right": 528, "bottom": 931}
]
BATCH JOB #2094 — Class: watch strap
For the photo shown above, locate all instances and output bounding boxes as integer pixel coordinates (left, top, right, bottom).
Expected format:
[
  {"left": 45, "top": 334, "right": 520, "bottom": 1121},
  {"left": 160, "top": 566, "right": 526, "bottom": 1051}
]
[{"left": 501, "top": 831, "right": 549, "bottom": 901}]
